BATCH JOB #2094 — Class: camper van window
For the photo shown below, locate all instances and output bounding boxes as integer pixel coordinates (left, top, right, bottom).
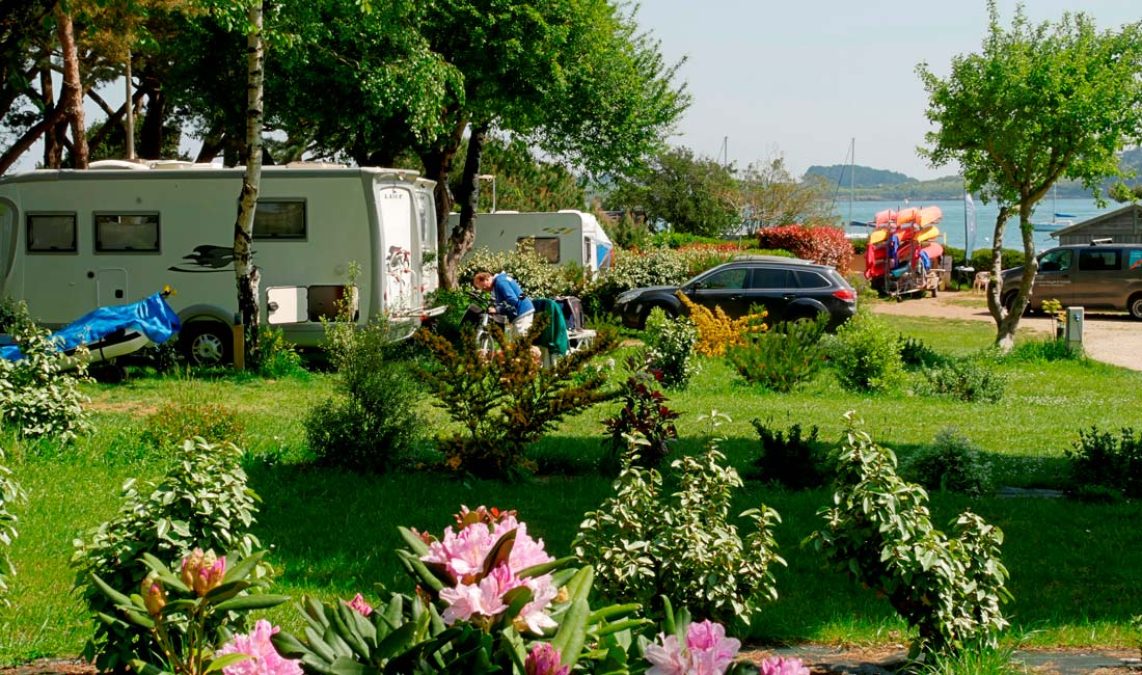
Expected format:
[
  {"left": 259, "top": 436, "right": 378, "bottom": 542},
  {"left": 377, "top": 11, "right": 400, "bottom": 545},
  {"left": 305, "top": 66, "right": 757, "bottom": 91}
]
[
  {"left": 253, "top": 199, "right": 306, "bottom": 240},
  {"left": 521, "top": 237, "right": 560, "bottom": 263},
  {"left": 27, "top": 213, "right": 77, "bottom": 253},
  {"left": 95, "top": 213, "right": 160, "bottom": 253}
]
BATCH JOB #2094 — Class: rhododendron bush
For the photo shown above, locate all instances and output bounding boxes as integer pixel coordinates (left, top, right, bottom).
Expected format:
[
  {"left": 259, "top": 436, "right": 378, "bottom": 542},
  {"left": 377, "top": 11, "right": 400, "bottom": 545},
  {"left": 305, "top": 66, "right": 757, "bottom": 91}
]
[{"left": 273, "top": 506, "right": 668, "bottom": 674}]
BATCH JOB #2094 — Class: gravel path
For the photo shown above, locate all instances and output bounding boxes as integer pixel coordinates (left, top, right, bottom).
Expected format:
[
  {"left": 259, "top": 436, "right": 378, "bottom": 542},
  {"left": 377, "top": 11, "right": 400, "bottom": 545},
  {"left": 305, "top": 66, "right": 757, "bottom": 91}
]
[{"left": 868, "top": 291, "right": 1142, "bottom": 372}]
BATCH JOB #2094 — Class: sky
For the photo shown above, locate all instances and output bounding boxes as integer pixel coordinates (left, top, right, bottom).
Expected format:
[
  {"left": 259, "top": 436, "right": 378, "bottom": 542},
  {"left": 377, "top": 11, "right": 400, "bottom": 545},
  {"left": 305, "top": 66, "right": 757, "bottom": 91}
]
[{"left": 633, "top": 0, "right": 1141, "bottom": 181}]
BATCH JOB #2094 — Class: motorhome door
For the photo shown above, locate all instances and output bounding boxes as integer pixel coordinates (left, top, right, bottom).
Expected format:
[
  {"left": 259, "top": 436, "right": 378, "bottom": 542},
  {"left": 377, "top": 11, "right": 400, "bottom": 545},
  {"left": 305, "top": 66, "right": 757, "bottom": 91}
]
[
  {"left": 0, "top": 199, "right": 15, "bottom": 295},
  {"left": 377, "top": 185, "right": 415, "bottom": 315}
]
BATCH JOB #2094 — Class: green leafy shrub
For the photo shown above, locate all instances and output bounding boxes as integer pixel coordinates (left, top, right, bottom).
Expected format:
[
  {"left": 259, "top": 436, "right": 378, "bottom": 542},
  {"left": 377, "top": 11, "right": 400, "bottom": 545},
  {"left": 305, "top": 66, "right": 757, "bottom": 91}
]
[
  {"left": 810, "top": 413, "right": 1011, "bottom": 657},
  {"left": 904, "top": 427, "right": 993, "bottom": 497},
  {"left": 415, "top": 321, "right": 617, "bottom": 478},
  {"left": 1004, "top": 338, "right": 1084, "bottom": 363},
  {"left": 749, "top": 418, "right": 827, "bottom": 489},
  {"left": 644, "top": 307, "right": 699, "bottom": 389},
  {"left": 71, "top": 439, "right": 264, "bottom": 672},
  {"left": 728, "top": 313, "right": 828, "bottom": 392},
  {"left": 0, "top": 299, "right": 91, "bottom": 442},
  {"left": 828, "top": 310, "right": 904, "bottom": 392},
  {"left": 970, "top": 249, "right": 1025, "bottom": 273},
  {"left": 922, "top": 356, "right": 1006, "bottom": 403},
  {"left": 603, "top": 363, "right": 680, "bottom": 470},
  {"left": 142, "top": 401, "right": 246, "bottom": 449},
  {"left": 0, "top": 448, "right": 25, "bottom": 603},
  {"left": 576, "top": 412, "right": 785, "bottom": 625},
  {"left": 900, "top": 336, "right": 950, "bottom": 370},
  {"left": 255, "top": 324, "right": 305, "bottom": 378},
  {"left": 423, "top": 287, "right": 477, "bottom": 343},
  {"left": 305, "top": 320, "right": 422, "bottom": 473},
  {"left": 1065, "top": 426, "right": 1142, "bottom": 499}
]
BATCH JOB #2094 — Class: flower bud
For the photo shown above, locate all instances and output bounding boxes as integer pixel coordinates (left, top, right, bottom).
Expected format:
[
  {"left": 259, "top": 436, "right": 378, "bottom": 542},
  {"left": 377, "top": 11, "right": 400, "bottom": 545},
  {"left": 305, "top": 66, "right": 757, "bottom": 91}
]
[
  {"left": 141, "top": 573, "right": 166, "bottom": 617},
  {"left": 524, "top": 643, "right": 568, "bottom": 675},
  {"left": 181, "top": 548, "right": 204, "bottom": 588},
  {"left": 345, "top": 593, "right": 373, "bottom": 616},
  {"left": 182, "top": 548, "right": 226, "bottom": 596}
]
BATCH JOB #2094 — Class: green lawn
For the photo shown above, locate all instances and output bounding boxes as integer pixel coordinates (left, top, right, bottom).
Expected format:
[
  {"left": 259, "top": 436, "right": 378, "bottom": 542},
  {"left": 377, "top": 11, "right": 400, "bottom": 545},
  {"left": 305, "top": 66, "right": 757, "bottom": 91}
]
[{"left": 1, "top": 313, "right": 1140, "bottom": 665}]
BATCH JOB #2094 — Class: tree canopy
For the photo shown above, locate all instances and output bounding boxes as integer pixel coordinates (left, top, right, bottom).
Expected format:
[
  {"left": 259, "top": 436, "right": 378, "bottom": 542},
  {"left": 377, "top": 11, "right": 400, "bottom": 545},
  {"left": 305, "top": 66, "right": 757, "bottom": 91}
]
[
  {"left": 607, "top": 146, "right": 740, "bottom": 237},
  {"left": 918, "top": 1, "right": 1142, "bottom": 349}
]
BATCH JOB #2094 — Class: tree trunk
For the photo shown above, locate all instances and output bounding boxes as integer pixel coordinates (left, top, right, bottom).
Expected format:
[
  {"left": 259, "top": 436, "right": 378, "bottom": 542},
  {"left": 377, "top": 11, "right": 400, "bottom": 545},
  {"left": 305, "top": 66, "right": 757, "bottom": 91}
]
[
  {"left": 55, "top": 7, "right": 87, "bottom": 169},
  {"left": 990, "top": 202, "right": 1040, "bottom": 351},
  {"left": 420, "top": 119, "right": 468, "bottom": 289},
  {"left": 39, "top": 64, "right": 62, "bottom": 168},
  {"left": 139, "top": 88, "right": 166, "bottom": 159},
  {"left": 234, "top": 2, "right": 265, "bottom": 368},
  {"left": 443, "top": 121, "right": 489, "bottom": 289}
]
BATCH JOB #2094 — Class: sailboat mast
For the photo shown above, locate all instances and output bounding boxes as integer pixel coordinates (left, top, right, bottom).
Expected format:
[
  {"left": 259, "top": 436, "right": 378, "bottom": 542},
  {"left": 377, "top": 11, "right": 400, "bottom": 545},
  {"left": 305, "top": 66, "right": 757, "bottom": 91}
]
[{"left": 848, "top": 137, "right": 854, "bottom": 227}]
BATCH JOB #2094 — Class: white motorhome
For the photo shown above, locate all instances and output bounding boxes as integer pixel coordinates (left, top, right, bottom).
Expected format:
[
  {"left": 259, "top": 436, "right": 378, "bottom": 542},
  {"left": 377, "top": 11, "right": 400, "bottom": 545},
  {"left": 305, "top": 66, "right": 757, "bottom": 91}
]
[
  {"left": 450, "top": 210, "right": 614, "bottom": 272},
  {"left": 0, "top": 160, "right": 440, "bottom": 364}
]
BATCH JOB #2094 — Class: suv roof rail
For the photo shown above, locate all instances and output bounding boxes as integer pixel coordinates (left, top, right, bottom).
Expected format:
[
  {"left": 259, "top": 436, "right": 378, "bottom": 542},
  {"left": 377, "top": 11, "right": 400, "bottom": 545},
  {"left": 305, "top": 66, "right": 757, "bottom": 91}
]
[{"left": 1090, "top": 237, "right": 1113, "bottom": 245}]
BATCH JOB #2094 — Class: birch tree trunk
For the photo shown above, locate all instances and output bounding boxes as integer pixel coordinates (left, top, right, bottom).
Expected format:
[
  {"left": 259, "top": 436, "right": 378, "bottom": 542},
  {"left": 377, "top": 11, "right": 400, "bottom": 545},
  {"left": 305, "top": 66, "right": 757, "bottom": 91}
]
[{"left": 233, "top": 1, "right": 264, "bottom": 367}]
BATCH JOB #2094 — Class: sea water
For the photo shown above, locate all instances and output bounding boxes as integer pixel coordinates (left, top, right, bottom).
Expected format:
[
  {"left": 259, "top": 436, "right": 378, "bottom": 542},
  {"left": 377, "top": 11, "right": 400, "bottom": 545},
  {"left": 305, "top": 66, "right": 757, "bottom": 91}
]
[{"left": 841, "top": 197, "right": 1116, "bottom": 254}]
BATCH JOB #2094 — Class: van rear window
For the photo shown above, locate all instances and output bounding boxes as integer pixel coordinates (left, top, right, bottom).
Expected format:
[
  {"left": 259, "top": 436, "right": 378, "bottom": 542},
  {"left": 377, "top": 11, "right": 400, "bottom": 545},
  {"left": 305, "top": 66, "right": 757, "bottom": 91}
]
[
  {"left": 95, "top": 213, "right": 160, "bottom": 252},
  {"left": 1078, "top": 249, "right": 1120, "bottom": 271},
  {"left": 27, "top": 213, "right": 77, "bottom": 253},
  {"left": 254, "top": 200, "right": 306, "bottom": 239}
]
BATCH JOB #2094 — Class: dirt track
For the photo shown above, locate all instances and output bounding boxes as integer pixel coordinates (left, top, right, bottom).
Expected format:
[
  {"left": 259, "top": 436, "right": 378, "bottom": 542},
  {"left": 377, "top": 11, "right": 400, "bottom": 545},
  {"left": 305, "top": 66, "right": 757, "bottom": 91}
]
[{"left": 868, "top": 290, "right": 1142, "bottom": 372}]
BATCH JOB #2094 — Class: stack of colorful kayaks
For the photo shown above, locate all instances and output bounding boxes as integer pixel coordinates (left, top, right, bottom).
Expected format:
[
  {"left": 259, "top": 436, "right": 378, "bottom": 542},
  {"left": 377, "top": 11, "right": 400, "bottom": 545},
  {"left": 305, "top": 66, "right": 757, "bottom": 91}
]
[{"left": 863, "top": 206, "right": 944, "bottom": 282}]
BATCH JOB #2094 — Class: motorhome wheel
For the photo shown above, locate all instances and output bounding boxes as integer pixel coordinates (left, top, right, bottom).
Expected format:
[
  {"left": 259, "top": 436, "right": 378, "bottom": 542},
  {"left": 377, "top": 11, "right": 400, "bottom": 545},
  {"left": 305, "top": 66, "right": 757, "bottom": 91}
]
[{"left": 180, "top": 322, "right": 233, "bottom": 366}]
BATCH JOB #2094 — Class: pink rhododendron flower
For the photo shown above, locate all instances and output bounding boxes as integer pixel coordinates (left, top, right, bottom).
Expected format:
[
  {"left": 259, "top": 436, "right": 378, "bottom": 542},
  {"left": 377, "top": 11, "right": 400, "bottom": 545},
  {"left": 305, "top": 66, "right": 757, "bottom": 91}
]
[
  {"left": 439, "top": 564, "right": 515, "bottom": 624},
  {"left": 215, "top": 620, "right": 302, "bottom": 675},
  {"left": 524, "top": 643, "right": 569, "bottom": 675},
  {"left": 686, "top": 620, "right": 740, "bottom": 674},
  {"left": 421, "top": 506, "right": 558, "bottom": 633},
  {"left": 645, "top": 634, "right": 689, "bottom": 675},
  {"left": 758, "top": 656, "right": 809, "bottom": 675},
  {"left": 645, "top": 620, "right": 742, "bottom": 675},
  {"left": 345, "top": 593, "right": 373, "bottom": 616}
]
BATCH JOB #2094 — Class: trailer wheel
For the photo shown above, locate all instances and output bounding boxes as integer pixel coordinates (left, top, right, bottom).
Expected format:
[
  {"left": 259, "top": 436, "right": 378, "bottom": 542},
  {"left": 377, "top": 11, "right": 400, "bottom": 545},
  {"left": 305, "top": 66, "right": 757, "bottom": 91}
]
[{"left": 180, "top": 322, "right": 233, "bottom": 366}]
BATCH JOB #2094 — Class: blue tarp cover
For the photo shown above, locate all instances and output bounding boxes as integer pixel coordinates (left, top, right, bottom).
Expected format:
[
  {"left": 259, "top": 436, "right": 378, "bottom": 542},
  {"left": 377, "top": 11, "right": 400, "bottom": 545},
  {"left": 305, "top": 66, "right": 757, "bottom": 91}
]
[{"left": 1, "top": 292, "right": 181, "bottom": 361}]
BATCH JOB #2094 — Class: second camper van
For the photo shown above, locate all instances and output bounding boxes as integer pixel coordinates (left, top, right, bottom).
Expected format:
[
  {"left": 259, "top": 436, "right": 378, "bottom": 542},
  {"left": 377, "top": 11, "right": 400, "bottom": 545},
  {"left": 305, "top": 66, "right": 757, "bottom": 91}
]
[
  {"left": 451, "top": 210, "right": 614, "bottom": 273},
  {"left": 0, "top": 161, "right": 440, "bottom": 364}
]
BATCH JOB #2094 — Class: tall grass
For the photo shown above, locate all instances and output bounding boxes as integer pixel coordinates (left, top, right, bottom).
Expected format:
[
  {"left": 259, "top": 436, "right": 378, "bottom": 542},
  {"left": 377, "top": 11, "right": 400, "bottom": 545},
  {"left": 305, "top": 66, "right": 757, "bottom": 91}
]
[{"left": 1, "top": 315, "right": 1141, "bottom": 664}]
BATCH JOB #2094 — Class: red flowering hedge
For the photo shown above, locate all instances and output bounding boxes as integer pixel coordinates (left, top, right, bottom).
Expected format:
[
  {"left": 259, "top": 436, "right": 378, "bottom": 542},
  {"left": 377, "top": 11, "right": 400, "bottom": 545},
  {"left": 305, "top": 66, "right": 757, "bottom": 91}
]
[{"left": 756, "top": 225, "right": 854, "bottom": 274}]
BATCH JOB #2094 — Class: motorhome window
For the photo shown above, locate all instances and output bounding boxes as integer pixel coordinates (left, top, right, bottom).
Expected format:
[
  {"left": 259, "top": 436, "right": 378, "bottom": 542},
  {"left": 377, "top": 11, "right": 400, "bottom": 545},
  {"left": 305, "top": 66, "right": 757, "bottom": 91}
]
[
  {"left": 95, "top": 213, "right": 160, "bottom": 252},
  {"left": 1078, "top": 248, "right": 1120, "bottom": 271},
  {"left": 27, "top": 213, "right": 77, "bottom": 253},
  {"left": 520, "top": 236, "right": 560, "bottom": 263},
  {"left": 253, "top": 200, "right": 306, "bottom": 239}
]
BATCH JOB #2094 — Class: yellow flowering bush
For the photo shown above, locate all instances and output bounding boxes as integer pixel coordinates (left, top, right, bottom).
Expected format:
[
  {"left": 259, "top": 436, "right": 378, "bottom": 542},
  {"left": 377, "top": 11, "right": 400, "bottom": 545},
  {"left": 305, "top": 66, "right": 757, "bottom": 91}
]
[{"left": 676, "top": 292, "right": 767, "bottom": 357}]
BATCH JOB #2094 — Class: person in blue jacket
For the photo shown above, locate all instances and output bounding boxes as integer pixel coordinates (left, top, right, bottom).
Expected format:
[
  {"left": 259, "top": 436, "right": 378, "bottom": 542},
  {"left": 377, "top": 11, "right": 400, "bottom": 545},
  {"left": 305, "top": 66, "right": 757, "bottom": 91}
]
[{"left": 473, "top": 271, "right": 535, "bottom": 338}]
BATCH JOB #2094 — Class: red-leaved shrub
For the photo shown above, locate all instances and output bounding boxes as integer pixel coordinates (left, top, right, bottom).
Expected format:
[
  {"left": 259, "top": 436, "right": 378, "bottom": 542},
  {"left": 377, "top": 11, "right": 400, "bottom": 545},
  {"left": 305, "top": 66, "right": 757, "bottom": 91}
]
[{"left": 756, "top": 224, "right": 854, "bottom": 273}]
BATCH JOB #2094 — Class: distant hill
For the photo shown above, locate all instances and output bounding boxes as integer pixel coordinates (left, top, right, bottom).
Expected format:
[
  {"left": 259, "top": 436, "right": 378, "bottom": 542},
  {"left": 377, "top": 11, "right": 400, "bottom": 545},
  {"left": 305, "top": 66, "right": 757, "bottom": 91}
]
[{"left": 805, "top": 164, "right": 914, "bottom": 188}]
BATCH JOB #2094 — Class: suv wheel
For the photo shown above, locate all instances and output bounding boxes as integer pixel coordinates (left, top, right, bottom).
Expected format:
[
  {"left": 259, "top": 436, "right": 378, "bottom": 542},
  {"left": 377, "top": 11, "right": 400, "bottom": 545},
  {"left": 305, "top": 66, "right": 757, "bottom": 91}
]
[{"left": 1129, "top": 294, "right": 1142, "bottom": 321}]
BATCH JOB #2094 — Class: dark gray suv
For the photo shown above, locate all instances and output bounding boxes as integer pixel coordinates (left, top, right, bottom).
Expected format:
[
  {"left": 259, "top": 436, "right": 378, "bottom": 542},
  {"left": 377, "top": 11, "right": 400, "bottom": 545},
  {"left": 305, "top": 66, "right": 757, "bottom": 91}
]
[
  {"left": 613, "top": 256, "right": 857, "bottom": 330},
  {"left": 1001, "top": 243, "right": 1142, "bottom": 319}
]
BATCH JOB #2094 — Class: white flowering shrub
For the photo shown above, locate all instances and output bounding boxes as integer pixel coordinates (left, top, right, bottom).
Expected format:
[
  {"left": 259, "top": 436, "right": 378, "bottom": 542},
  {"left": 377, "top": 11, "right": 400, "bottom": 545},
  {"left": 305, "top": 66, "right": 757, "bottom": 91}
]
[
  {"left": 0, "top": 448, "right": 25, "bottom": 604},
  {"left": 644, "top": 307, "right": 699, "bottom": 389},
  {"left": 460, "top": 245, "right": 581, "bottom": 298},
  {"left": 0, "top": 299, "right": 91, "bottom": 442},
  {"left": 576, "top": 412, "right": 785, "bottom": 625}
]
